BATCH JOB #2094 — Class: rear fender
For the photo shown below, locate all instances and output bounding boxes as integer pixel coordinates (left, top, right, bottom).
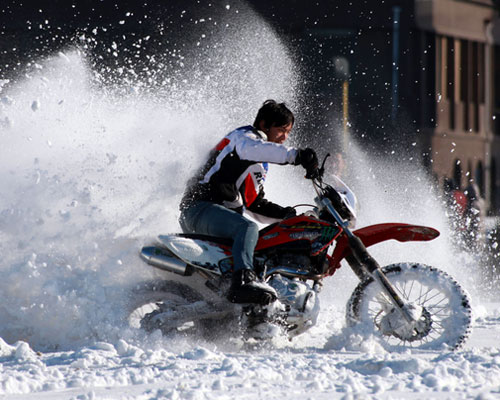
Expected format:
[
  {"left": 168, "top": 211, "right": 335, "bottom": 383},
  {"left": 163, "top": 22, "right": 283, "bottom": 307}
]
[{"left": 326, "top": 223, "right": 440, "bottom": 276}]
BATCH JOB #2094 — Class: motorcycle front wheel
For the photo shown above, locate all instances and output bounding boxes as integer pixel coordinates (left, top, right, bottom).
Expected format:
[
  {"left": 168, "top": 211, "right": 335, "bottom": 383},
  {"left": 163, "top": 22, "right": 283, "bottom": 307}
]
[{"left": 346, "top": 263, "right": 472, "bottom": 350}]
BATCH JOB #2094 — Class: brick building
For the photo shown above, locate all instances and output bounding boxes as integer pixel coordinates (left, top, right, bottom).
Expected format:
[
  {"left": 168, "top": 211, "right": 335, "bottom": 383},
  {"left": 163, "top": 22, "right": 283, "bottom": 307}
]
[{"left": 415, "top": 0, "right": 500, "bottom": 212}]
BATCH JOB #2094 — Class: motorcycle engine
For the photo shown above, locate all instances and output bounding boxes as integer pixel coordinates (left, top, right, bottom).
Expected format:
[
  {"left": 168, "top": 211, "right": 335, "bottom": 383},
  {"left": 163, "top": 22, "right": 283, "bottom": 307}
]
[
  {"left": 275, "top": 253, "right": 311, "bottom": 271},
  {"left": 267, "top": 275, "right": 320, "bottom": 338},
  {"left": 268, "top": 251, "right": 328, "bottom": 277}
]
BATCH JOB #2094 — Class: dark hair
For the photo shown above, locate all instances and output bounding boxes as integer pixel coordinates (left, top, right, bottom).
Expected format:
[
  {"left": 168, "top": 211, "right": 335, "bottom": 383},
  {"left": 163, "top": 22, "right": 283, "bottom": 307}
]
[{"left": 253, "top": 99, "right": 294, "bottom": 129}]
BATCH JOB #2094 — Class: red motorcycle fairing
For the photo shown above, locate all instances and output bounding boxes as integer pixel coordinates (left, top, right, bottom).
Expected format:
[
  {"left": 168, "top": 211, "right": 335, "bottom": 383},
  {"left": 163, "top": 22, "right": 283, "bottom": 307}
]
[
  {"left": 326, "top": 223, "right": 440, "bottom": 276},
  {"left": 256, "top": 215, "right": 342, "bottom": 256},
  {"left": 176, "top": 215, "right": 342, "bottom": 274}
]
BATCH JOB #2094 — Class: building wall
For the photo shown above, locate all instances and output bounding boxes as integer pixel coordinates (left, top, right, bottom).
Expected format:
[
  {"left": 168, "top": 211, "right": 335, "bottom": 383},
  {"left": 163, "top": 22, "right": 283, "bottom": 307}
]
[{"left": 415, "top": 0, "right": 500, "bottom": 211}]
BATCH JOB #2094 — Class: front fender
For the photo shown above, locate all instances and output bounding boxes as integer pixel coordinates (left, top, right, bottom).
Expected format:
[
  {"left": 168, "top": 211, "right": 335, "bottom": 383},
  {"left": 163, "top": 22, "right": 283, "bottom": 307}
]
[{"left": 326, "top": 223, "right": 440, "bottom": 276}]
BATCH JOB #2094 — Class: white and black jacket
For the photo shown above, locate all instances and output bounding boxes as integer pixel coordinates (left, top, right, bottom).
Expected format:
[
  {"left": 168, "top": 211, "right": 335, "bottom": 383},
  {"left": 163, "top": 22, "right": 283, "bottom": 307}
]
[{"left": 180, "top": 125, "right": 298, "bottom": 222}]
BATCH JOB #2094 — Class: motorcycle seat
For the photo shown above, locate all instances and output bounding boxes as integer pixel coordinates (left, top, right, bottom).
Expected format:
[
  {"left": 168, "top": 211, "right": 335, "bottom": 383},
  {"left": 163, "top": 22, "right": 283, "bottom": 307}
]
[{"left": 179, "top": 233, "right": 233, "bottom": 247}]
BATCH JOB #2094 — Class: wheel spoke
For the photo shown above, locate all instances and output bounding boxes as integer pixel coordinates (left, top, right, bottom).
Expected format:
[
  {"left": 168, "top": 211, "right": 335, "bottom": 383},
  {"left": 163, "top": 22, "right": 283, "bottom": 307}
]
[
  {"left": 410, "top": 285, "right": 435, "bottom": 304},
  {"left": 419, "top": 290, "right": 447, "bottom": 306}
]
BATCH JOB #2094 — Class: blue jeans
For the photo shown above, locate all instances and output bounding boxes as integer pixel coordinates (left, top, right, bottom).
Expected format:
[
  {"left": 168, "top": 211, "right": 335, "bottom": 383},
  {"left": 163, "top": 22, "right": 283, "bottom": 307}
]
[{"left": 179, "top": 201, "right": 259, "bottom": 272}]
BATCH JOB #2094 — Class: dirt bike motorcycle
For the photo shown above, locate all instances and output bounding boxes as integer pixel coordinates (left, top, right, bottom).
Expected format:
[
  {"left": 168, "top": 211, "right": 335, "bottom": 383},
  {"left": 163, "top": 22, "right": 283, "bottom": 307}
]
[{"left": 131, "top": 156, "right": 472, "bottom": 350}]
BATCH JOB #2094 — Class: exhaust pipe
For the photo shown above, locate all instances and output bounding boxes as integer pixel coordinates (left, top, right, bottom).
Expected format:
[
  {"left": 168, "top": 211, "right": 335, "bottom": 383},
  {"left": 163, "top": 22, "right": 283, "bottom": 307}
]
[{"left": 140, "top": 246, "right": 194, "bottom": 276}]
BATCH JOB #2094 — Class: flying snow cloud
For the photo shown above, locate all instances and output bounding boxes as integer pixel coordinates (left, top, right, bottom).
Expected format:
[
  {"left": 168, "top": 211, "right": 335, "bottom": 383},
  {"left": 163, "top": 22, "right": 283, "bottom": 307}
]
[{"left": 0, "top": 3, "right": 300, "bottom": 350}]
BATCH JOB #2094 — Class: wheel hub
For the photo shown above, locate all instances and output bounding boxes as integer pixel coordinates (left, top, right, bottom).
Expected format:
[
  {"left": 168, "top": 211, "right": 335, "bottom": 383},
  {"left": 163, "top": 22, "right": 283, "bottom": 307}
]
[{"left": 377, "top": 305, "right": 432, "bottom": 342}]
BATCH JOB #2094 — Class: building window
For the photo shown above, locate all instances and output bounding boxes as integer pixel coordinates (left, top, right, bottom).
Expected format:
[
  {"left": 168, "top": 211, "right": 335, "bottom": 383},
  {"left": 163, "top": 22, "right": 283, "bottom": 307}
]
[
  {"left": 478, "top": 43, "right": 485, "bottom": 105},
  {"left": 476, "top": 161, "right": 484, "bottom": 197},
  {"left": 460, "top": 39, "right": 469, "bottom": 132},
  {"left": 460, "top": 39, "right": 468, "bottom": 104},
  {"left": 494, "top": 45, "right": 500, "bottom": 135},
  {"left": 472, "top": 42, "right": 480, "bottom": 133},
  {"left": 447, "top": 37, "right": 455, "bottom": 130},
  {"left": 453, "top": 159, "right": 462, "bottom": 190},
  {"left": 456, "top": 40, "right": 484, "bottom": 134}
]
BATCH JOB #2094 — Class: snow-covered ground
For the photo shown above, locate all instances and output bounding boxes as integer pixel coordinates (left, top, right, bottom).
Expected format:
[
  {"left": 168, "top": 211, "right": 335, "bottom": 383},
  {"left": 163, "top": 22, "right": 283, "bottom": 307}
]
[
  {"left": 1, "top": 302, "right": 500, "bottom": 400},
  {"left": 1, "top": 3, "right": 500, "bottom": 399}
]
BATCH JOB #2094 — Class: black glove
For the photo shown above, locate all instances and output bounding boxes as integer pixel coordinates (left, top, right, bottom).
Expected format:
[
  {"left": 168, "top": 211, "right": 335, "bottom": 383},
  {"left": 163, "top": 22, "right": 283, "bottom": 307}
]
[
  {"left": 283, "top": 206, "right": 297, "bottom": 219},
  {"left": 296, "top": 148, "right": 319, "bottom": 179}
]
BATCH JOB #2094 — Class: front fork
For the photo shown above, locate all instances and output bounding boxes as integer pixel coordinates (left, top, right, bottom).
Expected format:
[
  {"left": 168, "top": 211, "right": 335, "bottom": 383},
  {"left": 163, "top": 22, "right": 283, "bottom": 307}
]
[
  {"left": 347, "top": 234, "right": 419, "bottom": 326},
  {"left": 320, "top": 196, "right": 419, "bottom": 327}
]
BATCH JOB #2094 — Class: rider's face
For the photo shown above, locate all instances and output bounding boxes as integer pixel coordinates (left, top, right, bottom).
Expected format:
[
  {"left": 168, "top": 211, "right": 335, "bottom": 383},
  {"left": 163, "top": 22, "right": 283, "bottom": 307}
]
[{"left": 264, "top": 122, "right": 293, "bottom": 144}]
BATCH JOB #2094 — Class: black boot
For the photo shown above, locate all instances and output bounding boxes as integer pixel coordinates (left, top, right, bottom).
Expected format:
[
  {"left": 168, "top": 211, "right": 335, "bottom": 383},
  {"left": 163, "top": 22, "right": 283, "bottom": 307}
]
[{"left": 227, "top": 269, "right": 277, "bottom": 305}]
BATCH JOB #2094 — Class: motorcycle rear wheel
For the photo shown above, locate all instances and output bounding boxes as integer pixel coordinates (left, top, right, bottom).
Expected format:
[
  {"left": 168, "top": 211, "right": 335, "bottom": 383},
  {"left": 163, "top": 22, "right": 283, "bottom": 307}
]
[
  {"left": 128, "top": 280, "right": 238, "bottom": 337},
  {"left": 128, "top": 280, "right": 205, "bottom": 333},
  {"left": 346, "top": 263, "right": 472, "bottom": 350}
]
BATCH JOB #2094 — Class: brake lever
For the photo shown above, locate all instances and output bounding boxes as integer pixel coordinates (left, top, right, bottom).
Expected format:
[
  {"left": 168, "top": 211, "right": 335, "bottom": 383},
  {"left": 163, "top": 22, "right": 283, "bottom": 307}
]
[
  {"left": 319, "top": 153, "right": 330, "bottom": 177},
  {"left": 312, "top": 152, "right": 330, "bottom": 183}
]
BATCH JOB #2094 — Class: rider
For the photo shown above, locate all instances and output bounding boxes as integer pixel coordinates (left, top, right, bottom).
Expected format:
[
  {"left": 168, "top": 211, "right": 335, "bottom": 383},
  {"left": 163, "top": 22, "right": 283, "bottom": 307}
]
[{"left": 179, "top": 100, "right": 319, "bottom": 305}]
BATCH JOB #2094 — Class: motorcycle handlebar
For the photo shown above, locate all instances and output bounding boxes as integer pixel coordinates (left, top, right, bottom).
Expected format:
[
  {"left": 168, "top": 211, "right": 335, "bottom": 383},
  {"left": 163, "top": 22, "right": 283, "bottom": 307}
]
[{"left": 306, "top": 152, "right": 330, "bottom": 181}]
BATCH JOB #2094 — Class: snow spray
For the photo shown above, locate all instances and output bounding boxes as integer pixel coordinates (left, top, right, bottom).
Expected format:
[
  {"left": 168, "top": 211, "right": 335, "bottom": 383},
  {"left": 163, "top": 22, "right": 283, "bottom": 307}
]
[{"left": 0, "top": 3, "right": 299, "bottom": 351}]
